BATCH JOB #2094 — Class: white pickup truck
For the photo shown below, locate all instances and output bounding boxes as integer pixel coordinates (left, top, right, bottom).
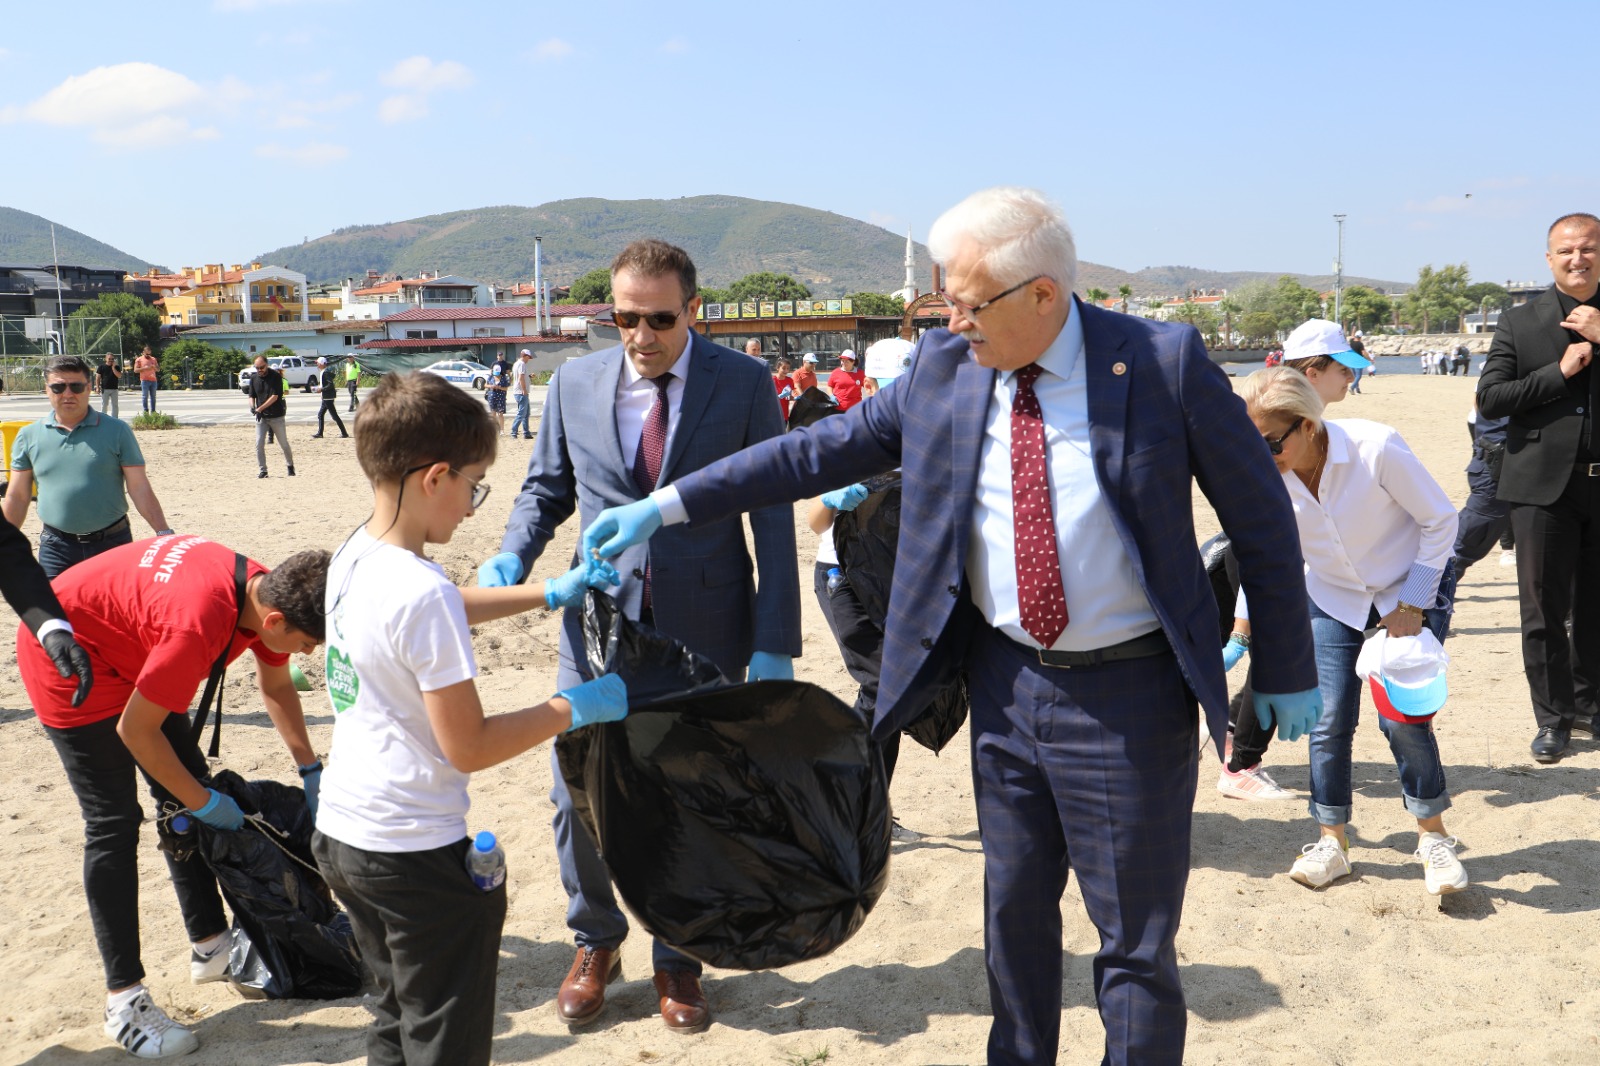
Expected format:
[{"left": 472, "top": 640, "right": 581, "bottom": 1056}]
[{"left": 238, "top": 353, "right": 321, "bottom": 392}]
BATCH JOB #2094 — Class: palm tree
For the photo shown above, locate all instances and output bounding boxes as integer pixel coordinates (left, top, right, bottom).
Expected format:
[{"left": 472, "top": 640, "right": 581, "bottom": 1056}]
[
  {"left": 1117, "top": 284, "right": 1133, "bottom": 313},
  {"left": 1217, "top": 297, "right": 1241, "bottom": 348},
  {"left": 1085, "top": 287, "right": 1109, "bottom": 308}
]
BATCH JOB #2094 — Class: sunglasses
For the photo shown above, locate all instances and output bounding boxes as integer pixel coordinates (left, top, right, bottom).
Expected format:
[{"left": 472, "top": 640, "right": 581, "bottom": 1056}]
[
  {"left": 48, "top": 381, "right": 89, "bottom": 394},
  {"left": 1264, "top": 416, "right": 1304, "bottom": 455},
  {"left": 613, "top": 306, "right": 685, "bottom": 330}
]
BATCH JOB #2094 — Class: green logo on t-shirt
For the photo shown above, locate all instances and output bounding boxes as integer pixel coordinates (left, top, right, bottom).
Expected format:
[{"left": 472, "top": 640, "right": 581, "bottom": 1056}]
[{"left": 326, "top": 644, "right": 359, "bottom": 713}]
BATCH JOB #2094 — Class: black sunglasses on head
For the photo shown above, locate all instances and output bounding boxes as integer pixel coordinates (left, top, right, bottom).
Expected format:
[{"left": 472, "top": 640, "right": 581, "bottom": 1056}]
[
  {"left": 1264, "top": 416, "right": 1304, "bottom": 455},
  {"left": 48, "top": 381, "right": 89, "bottom": 394},
  {"left": 613, "top": 306, "right": 685, "bottom": 330}
]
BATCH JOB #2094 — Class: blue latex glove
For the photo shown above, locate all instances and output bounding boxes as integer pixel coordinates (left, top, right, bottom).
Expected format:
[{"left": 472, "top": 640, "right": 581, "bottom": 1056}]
[
  {"left": 544, "top": 558, "right": 620, "bottom": 609},
  {"left": 821, "top": 484, "right": 869, "bottom": 512},
  {"left": 778, "top": 386, "right": 793, "bottom": 400},
  {"left": 1221, "top": 634, "right": 1250, "bottom": 671},
  {"left": 1252, "top": 687, "right": 1323, "bottom": 743},
  {"left": 747, "top": 651, "right": 794, "bottom": 681},
  {"left": 559, "top": 674, "right": 629, "bottom": 731},
  {"left": 298, "top": 762, "right": 322, "bottom": 819},
  {"left": 478, "top": 552, "right": 524, "bottom": 587},
  {"left": 583, "top": 498, "right": 663, "bottom": 559},
  {"left": 192, "top": 788, "right": 245, "bottom": 831}
]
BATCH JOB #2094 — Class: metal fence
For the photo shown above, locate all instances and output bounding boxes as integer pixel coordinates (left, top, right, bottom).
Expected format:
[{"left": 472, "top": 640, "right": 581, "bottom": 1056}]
[{"left": 0, "top": 316, "right": 123, "bottom": 395}]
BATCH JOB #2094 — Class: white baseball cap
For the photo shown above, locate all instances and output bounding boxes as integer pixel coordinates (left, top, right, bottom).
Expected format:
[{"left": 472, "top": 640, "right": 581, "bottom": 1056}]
[
  {"left": 839, "top": 349, "right": 857, "bottom": 362},
  {"left": 316, "top": 357, "right": 327, "bottom": 365},
  {"left": 802, "top": 352, "right": 818, "bottom": 364},
  {"left": 519, "top": 348, "right": 532, "bottom": 356},
  {"left": 1356, "top": 629, "right": 1449, "bottom": 722},
  {"left": 864, "top": 337, "right": 914, "bottom": 382},
  {"left": 1284, "top": 319, "right": 1371, "bottom": 369}
]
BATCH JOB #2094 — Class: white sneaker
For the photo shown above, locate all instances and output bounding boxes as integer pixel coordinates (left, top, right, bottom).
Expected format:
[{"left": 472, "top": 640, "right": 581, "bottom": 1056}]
[
  {"left": 1217, "top": 764, "right": 1294, "bottom": 800},
  {"left": 104, "top": 989, "right": 199, "bottom": 1059},
  {"left": 1499, "top": 549, "right": 1517, "bottom": 568},
  {"left": 1415, "top": 833, "right": 1468, "bottom": 896},
  {"left": 190, "top": 939, "right": 230, "bottom": 984},
  {"left": 890, "top": 820, "right": 922, "bottom": 843},
  {"left": 1289, "top": 836, "right": 1352, "bottom": 889},
  {"left": 1197, "top": 715, "right": 1211, "bottom": 754}
]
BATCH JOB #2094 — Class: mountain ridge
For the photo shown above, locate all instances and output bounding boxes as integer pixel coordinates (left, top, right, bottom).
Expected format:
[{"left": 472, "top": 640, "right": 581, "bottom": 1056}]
[{"left": 0, "top": 206, "right": 157, "bottom": 273}]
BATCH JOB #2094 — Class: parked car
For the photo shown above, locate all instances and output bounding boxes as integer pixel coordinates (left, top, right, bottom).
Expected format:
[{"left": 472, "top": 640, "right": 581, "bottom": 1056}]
[
  {"left": 420, "top": 360, "right": 491, "bottom": 390},
  {"left": 237, "top": 353, "right": 320, "bottom": 392}
]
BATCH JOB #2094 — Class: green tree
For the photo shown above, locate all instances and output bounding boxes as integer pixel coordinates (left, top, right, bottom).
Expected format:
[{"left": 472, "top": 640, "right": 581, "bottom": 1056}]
[
  {"left": 563, "top": 268, "right": 612, "bottom": 304},
  {"left": 1462, "top": 281, "right": 1511, "bottom": 329},
  {"left": 68, "top": 291, "right": 161, "bottom": 357},
  {"left": 1168, "top": 301, "right": 1220, "bottom": 345},
  {"left": 847, "top": 292, "right": 906, "bottom": 316},
  {"left": 160, "top": 338, "right": 252, "bottom": 389},
  {"left": 1401, "top": 263, "right": 1471, "bottom": 333},
  {"left": 1217, "top": 296, "right": 1242, "bottom": 345},
  {"left": 1232, "top": 276, "right": 1325, "bottom": 332},
  {"left": 698, "top": 286, "right": 732, "bottom": 303},
  {"left": 1117, "top": 284, "right": 1133, "bottom": 313},
  {"left": 725, "top": 272, "right": 811, "bottom": 303},
  {"left": 1339, "top": 285, "right": 1393, "bottom": 334},
  {"left": 1240, "top": 311, "right": 1280, "bottom": 343},
  {"left": 1084, "top": 287, "right": 1109, "bottom": 307},
  {"left": 1144, "top": 300, "right": 1165, "bottom": 319}
]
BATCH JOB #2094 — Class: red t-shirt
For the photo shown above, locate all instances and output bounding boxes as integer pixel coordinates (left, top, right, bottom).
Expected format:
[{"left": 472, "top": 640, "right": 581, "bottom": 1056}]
[
  {"left": 134, "top": 355, "right": 159, "bottom": 383},
  {"left": 828, "top": 367, "right": 865, "bottom": 410},
  {"left": 773, "top": 375, "right": 791, "bottom": 421},
  {"left": 17, "top": 537, "right": 286, "bottom": 729},
  {"left": 792, "top": 367, "right": 817, "bottom": 394}
]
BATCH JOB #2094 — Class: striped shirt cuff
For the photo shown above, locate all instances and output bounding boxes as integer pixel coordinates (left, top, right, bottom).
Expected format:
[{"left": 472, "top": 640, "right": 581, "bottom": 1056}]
[{"left": 1399, "top": 564, "right": 1443, "bottom": 610}]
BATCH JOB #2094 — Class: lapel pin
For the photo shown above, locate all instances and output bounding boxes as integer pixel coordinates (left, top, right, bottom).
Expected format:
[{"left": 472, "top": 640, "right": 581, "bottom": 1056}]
[{"left": 1112, "top": 361, "right": 1127, "bottom": 376}]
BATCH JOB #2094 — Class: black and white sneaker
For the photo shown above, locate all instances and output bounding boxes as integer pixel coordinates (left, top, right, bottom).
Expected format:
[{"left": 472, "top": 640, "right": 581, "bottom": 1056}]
[
  {"left": 190, "top": 940, "right": 230, "bottom": 984},
  {"left": 103, "top": 989, "right": 199, "bottom": 1058}
]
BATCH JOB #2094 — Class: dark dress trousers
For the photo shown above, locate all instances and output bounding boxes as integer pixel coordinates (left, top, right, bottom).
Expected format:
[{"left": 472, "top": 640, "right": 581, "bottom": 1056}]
[{"left": 668, "top": 302, "right": 1316, "bottom": 1065}]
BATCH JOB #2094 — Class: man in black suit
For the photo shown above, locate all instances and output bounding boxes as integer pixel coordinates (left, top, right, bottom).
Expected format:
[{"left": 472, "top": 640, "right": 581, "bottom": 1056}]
[
  {"left": 1479, "top": 211, "right": 1600, "bottom": 762},
  {"left": 0, "top": 519, "right": 92, "bottom": 705}
]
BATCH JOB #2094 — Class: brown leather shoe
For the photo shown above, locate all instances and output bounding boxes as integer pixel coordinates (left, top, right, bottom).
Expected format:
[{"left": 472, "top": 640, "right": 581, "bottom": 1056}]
[
  {"left": 653, "top": 969, "right": 711, "bottom": 1034},
  {"left": 557, "top": 946, "right": 621, "bottom": 1025}
]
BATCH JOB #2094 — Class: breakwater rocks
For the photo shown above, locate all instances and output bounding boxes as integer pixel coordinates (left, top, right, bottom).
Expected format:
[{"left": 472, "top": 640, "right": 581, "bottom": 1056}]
[{"left": 1361, "top": 333, "right": 1489, "bottom": 356}]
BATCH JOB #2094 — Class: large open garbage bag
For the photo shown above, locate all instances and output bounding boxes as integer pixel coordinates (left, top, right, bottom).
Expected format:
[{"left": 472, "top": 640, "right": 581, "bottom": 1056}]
[
  {"left": 161, "top": 770, "right": 363, "bottom": 999},
  {"left": 1200, "top": 532, "right": 1237, "bottom": 644},
  {"left": 554, "top": 592, "right": 890, "bottom": 970},
  {"left": 786, "top": 385, "right": 841, "bottom": 430}
]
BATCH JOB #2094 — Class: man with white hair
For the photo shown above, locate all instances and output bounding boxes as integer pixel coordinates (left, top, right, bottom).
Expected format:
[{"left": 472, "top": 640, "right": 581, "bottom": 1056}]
[{"left": 581, "top": 187, "right": 1320, "bottom": 1065}]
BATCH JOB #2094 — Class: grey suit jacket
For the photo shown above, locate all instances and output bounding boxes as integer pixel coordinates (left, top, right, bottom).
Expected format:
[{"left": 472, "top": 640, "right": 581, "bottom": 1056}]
[{"left": 499, "top": 332, "right": 800, "bottom": 684}]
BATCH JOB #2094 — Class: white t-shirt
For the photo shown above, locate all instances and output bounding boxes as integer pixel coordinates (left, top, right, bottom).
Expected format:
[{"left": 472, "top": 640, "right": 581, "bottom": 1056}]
[
  {"left": 315, "top": 529, "right": 478, "bottom": 852},
  {"left": 511, "top": 359, "right": 530, "bottom": 396}
]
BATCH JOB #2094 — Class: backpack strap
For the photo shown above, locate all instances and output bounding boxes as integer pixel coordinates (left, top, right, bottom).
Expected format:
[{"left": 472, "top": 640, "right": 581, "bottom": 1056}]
[{"left": 191, "top": 553, "right": 249, "bottom": 758}]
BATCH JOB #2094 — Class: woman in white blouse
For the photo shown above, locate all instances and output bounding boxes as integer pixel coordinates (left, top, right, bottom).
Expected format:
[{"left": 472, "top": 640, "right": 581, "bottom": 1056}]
[{"left": 1239, "top": 367, "right": 1467, "bottom": 897}]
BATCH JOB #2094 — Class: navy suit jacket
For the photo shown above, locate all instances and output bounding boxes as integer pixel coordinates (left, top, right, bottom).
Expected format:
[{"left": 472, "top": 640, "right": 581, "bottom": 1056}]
[
  {"left": 672, "top": 300, "right": 1317, "bottom": 747},
  {"left": 499, "top": 332, "right": 800, "bottom": 683}
]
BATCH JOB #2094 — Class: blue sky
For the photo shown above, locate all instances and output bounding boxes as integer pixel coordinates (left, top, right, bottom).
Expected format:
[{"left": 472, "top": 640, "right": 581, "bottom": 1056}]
[{"left": 0, "top": 0, "right": 1581, "bottom": 288}]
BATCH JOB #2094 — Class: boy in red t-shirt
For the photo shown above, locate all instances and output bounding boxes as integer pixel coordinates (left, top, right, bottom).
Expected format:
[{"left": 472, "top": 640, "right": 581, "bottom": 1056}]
[
  {"left": 791, "top": 352, "right": 819, "bottom": 395},
  {"left": 17, "top": 537, "right": 329, "bottom": 1059},
  {"left": 826, "top": 349, "right": 865, "bottom": 410}
]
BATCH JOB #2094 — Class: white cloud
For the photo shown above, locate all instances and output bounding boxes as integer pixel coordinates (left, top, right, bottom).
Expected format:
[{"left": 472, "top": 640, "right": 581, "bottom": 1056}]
[
  {"left": 9, "top": 62, "right": 204, "bottom": 127},
  {"left": 661, "top": 37, "right": 690, "bottom": 54},
  {"left": 95, "top": 116, "right": 220, "bottom": 149},
  {"left": 255, "top": 141, "right": 349, "bottom": 166},
  {"left": 376, "top": 57, "right": 472, "bottom": 124},
  {"left": 530, "top": 38, "right": 574, "bottom": 62}
]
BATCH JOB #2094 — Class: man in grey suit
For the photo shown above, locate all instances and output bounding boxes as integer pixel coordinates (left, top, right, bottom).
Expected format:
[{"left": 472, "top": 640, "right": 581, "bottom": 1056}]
[{"left": 477, "top": 238, "right": 800, "bottom": 1034}]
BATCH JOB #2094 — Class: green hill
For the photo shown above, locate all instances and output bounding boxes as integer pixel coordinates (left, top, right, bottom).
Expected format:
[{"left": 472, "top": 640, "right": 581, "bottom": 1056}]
[
  {"left": 255, "top": 196, "right": 924, "bottom": 296},
  {"left": 0, "top": 206, "right": 157, "bottom": 272}
]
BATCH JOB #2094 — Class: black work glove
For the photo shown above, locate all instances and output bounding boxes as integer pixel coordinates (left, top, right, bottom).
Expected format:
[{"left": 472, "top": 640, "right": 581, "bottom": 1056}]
[{"left": 41, "top": 630, "right": 94, "bottom": 707}]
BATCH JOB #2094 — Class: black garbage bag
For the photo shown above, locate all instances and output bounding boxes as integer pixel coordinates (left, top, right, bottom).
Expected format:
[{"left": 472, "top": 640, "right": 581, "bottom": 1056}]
[
  {"left": 833, "top": 474, "right": 970, "bottom": 754},
  {"left": 1200, "top": 532, "right": 1237, "bottom": 644},
  {"left": 160, "top": 769, "right": 363, "bottom": 1000},
  {"left": 787, "top": 385, "right": 840, "bottom": 430},
  {"left": 554, "top": 592, "right": 891, "bottom": 970}
]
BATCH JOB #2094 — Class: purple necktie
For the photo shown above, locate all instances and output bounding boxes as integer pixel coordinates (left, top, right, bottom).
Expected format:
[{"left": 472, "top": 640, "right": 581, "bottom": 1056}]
[
  {"left": 631, "top": 374, "right": 671, "bottom": 610},
  {"left": 1011, "top": 364, "right": 1068, "bottom": 646}
]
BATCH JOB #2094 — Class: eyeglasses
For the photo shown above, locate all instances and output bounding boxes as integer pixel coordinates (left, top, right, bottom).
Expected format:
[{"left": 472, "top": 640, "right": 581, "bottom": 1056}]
[
  {"left": 1264, "top": 416, "right": 1304, "bottom": 456},
  {"left": 48, "top": 381, "right": 89, "bottom": 394},
  {"left": 613, "top": 306, "right": 686, "bottom": 330},
  {"left": 404, "top": 463, "right": 492, "bottom": 509},
  {"left": 938, "top": 275, "right": 1046, "bottom": 320}
]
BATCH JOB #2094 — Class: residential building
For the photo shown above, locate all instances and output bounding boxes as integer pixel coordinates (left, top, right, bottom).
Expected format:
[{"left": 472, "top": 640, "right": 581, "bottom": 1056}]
[
  {"left": 176, "top": 319, "right": 385, "bottom": 361},
  {"left": 334, "top": 272, "right": 490, "bottom": 320},
  {"left": 157, "top": 263, "right": 339, "bottom": 326},
  {"left": 0, "top": 263, "right": 149, "bottom": 319}
]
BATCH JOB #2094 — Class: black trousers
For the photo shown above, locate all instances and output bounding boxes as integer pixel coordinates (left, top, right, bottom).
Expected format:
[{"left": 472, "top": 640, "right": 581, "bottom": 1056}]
[
  {"left": 313, "top": 833, "right": 506, "bottom": 1066},
  {"left": 812, "top": 562, "right": 900, "bottom": 782},
  {"left": 316, "top": 399, "right": 348, "bottom": 436},
  {"left": 43, "top": 712, "right": 229, "bottom": 989},
  {"left": 1225, "top": 663, "right": 1274, "bottom": 773},
  {"left": 347, "top": 380, "right": 359, "bottom": 410},
  {"left": 1511, "top": 475, "right": 1600, "bottom": 730}
]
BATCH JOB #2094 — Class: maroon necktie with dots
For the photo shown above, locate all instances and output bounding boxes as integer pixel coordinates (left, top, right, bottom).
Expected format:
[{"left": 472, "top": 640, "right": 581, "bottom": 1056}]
[
  {"left": 1010, "top": 364, "right": 1068, "bottom": 646},
  {"left": 631, "top": 374, "right": 671, "bottom": 611}
]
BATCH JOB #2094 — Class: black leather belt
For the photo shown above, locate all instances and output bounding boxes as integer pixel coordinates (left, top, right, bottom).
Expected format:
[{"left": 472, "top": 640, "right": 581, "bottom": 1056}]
[
  {"left": 1031, "top": 629, "right": 1170, "bottom": 669},
  {"left": 1574, "top": 462, "right": 1600, "bottom": 476},
  {"left": 43, "top": 515, "right": 130, "bottom": 543}
]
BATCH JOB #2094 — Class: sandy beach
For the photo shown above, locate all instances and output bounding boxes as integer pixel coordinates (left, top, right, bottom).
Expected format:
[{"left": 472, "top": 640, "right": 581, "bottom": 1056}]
[{"left": 4, "top": 371, "right": 1598, "bottom": 1066}]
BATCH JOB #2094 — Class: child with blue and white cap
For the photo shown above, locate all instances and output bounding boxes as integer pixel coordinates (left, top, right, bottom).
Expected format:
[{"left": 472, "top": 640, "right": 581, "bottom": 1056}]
[{"left": 1282, "top": 318, "right": 1373, "bottom": 407}]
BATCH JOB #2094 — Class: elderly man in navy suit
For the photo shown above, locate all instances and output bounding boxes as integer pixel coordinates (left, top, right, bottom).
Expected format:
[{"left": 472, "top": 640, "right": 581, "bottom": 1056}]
[
  {"left": 478, "top": 238, "right": 800, "bottom": 1034},
  {"left": 585, "top": 189, "right": 1321, "bottom": 1065}
]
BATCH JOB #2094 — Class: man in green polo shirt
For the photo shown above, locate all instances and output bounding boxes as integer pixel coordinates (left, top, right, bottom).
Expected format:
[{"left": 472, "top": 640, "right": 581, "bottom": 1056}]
[{"left": 2, "top": 355, "right": 175, "bottom": 578}]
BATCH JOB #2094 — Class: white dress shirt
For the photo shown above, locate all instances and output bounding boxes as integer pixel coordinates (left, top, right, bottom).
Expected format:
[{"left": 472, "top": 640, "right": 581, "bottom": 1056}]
[
  {"left": 616, "top": 336, "right": 692, "bottom": 483},
  {"left": 1283, "top": 418, "right": 1456, "bottom": 631},
  {"left": 967, "top": 308, "right": 1159, "bottom": 651}
]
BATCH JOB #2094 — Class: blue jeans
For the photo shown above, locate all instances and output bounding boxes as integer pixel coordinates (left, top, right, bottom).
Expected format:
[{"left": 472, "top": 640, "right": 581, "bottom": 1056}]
[
  {"left": 140, "top": 380, "right": 157, "bottom": 412},
  {"left": 510, "top": 393, "right": 530, "bottom": 438},
  {"left": 1307, "top": 565, "right": 1457, "bottom": 826},
  {"left": 38, "top": 523, "right": 133, "bottom": 579}
]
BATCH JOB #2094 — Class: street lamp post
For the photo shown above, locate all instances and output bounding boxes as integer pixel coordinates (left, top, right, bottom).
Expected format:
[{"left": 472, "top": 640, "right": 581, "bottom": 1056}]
[{"left": 1333, "top": 214, "right": 1347, "bottom": 328}]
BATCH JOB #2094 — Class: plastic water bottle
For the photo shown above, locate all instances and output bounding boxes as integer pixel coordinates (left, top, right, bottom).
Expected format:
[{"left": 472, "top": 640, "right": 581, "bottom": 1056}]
[
  {"left": 826, "top": 567, "right": 847, "bottom": 596},
  {"left": 465, "top": 831, "right": 506, "bottom": 891}
]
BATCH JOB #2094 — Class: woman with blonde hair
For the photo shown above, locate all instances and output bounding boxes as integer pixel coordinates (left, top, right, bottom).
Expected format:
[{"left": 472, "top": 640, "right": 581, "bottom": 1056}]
[{"left": 1239, "top": 367, "right": 1467, "bottom": 896}]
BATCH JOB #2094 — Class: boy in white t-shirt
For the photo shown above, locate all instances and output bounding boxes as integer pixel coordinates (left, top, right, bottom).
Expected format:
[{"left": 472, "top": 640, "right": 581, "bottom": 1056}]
[{"left": 311, "top": 372, "right": 626, "bottom": 1066}]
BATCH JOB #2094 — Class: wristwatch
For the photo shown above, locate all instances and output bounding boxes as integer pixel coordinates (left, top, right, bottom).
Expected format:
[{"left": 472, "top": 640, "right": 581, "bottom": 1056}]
[{"left": 156, "top": 528, "right": 175, "bottom": 537}]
